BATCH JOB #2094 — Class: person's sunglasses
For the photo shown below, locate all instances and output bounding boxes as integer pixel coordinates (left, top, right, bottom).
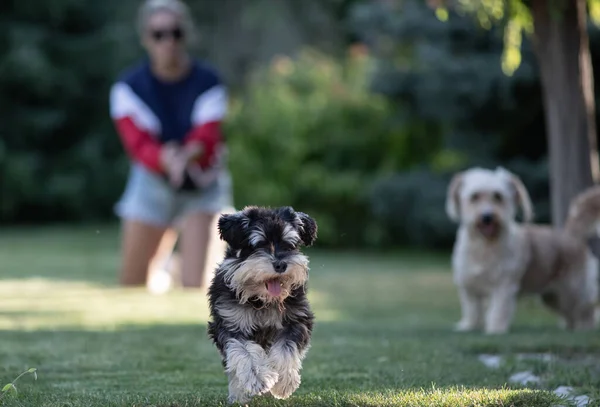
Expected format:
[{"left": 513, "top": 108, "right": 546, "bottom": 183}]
[{"left": 150, "top": 27, "right": 184, "bottom": 42}]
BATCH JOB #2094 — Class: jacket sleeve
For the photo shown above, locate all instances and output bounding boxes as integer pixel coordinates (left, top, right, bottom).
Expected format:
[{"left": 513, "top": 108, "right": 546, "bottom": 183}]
[
  {"left": 109, "top": 82, "right": 163, "bottom": 174},
  {"left": 185, "top": 83, "right": 228, "bottom": 169}
]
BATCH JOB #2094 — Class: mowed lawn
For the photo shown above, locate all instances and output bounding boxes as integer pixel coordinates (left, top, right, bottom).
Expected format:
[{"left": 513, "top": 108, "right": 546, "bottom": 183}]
[{"left": 0, "top": 227, "right": 598, "bottom": 407}]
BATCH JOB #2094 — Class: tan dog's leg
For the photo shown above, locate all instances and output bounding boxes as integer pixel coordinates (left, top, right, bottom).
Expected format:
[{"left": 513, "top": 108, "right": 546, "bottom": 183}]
[
  {"left": 574, "top": 256, "right": 600, "bottom": 330},
  {"left": 484, "top": 283, "right": 519, "bottom": 334},
  {"left": 556, "top": 256, "right": 599, "bottom": 331},
  {"left": 572, "top": 307, "right": 597, "bottom": 330},
  {"left": 455, "top": 287, "right": 483, "bottom": 331},
  {"left": 541, "top": 292, "right": 567, "bottom": 328}
]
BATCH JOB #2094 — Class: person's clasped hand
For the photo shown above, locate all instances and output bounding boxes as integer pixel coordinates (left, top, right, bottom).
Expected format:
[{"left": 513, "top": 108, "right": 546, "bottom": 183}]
[
  {"left": 159, "top": 142, "right": 182, "bottom": 187},
  {"left": 159, "top": 142, "right": 204, "bottom": 188}
]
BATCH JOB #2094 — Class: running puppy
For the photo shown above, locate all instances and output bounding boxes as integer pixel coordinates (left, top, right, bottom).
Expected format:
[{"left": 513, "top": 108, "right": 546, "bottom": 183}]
[
  {"left": 207, "top": 206, "right": 317, "bottom": 405},
  {"left": 447, "top": 167, "right": 599, "bottom": 334}
]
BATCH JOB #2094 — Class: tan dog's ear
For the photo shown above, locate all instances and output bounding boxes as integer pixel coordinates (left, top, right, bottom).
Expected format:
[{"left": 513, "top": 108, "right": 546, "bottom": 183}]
[
  {"left": 496, "top": 167, "right": 534, "bottom": 222},
  {"left": 446, "top": 172, "right": 464, "bottom": 222},
  {"left": 510, "top": 174, "right": 534, "bottom": 222}
]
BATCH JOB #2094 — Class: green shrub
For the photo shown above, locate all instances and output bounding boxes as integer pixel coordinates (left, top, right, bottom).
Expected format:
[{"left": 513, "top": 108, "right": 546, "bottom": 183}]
[
  {"left": 368, "top": 169, "right": 456, "bottom": 249},
  {"left": 224, "top": 48, "right": 443, "bottom": 248},
  {"left": 0, "top": 1, "right": 127, "bottom": 223}
]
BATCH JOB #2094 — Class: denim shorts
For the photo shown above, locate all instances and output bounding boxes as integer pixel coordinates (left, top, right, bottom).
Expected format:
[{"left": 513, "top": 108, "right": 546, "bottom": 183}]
[{"left": 114, "top": 163, "right": 234, "bottom": 228}]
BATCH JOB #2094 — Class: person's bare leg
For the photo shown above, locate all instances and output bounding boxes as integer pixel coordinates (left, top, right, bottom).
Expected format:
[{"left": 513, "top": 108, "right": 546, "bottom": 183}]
[
  {"left": 119, "top": 220, "right": 168, "bottom": 286},
  {"left": 180, "top": 211, "right": 216, "bottom": 288},
  {"left": 146, "top": 228, "right": 179, "bottom": 293},
  {"left": 148, "top": 228, "right": 179, "bottom": 275}
]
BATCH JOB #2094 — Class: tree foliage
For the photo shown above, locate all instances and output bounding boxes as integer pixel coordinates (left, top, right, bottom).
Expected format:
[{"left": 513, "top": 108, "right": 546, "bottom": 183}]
[
  {"left": 225, "top": 49, "right": 443, "bottom": 248},
  {"left": 428, "top": 0, "right": 600, "bottom": 76}
]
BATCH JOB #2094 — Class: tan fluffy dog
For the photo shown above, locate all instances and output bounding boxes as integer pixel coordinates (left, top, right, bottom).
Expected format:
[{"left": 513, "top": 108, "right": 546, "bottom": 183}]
[{"left": 446, "top": 167, "right": 599, "bottom": 334}]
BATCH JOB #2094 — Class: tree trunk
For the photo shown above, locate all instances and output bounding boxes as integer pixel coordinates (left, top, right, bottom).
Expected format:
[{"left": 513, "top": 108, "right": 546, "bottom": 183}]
[{"left": 531, "top": 0, "right": 599, "bottom": 229}]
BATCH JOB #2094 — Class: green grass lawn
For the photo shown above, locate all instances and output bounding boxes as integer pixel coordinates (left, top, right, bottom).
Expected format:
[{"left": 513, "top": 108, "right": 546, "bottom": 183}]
[{"left": 0, "top": 226, "right": 598, "bottom": 406}]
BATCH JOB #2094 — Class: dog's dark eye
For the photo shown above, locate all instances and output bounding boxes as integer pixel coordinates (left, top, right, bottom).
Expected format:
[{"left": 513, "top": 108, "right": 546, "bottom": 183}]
[
  {"left": 277, "top": 242, "right": 295, "bottom": 252},
  {"left": 470, "top": 193, "right": 480, "bottom": 202},
  {"left": 493, "top": 191, "right": 503, "bottom": 203},
  {"left": 260, "top": 243, "right": 275, "bottom": 254}
]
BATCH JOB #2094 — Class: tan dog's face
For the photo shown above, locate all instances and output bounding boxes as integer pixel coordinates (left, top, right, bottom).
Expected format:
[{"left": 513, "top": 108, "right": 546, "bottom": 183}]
[{"left": 446, "top": 167, "right": 533, "bottom": 240}]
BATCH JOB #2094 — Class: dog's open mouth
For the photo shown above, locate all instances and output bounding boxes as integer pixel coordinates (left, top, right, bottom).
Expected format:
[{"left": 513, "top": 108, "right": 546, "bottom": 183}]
[
  {"left": 477, "top": 221, "right": 500, "bottom": 239},
  {"left": 265, "top": 279, "right": 282, "bottom": 296}
]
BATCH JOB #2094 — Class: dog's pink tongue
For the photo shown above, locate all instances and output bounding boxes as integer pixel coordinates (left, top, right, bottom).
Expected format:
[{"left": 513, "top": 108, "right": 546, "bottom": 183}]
[
  {"left": 266, "top": 279, "right": 282, "bottom": 296},
  {"left": 482, "top": 224, "right": 497, "bottom": 237}
]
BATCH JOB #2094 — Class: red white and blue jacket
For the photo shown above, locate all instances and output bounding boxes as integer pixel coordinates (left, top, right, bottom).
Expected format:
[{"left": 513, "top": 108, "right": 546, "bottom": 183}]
[{"left": 109, "top": 59, "right": 228, "bottom": 189}]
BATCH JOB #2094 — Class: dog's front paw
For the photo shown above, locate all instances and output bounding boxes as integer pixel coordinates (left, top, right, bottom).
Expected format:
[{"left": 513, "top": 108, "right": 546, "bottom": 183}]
[
  {"left": 225, "top": 339, "right": 279, "bottom": 398},
  {"left": 227, "top": 393, "right": 250, "bottom": 406},
  {"left": 454, "top": 319, "right": 477, "bottom": 332},
  {"left": 239, "top": 364, "right": 279, "bottom": 396},
  {"left": 557, "top": 317, "right": 568, "bottom": 330},
  {"left": 270, "top": 369, "right": 301, "bottom": 399},
  {"left": 227, "top": 376, "right": 251, "bottom": 405},
  {"left": 484, "top": 325, "right": 509, "bottom": 335}
]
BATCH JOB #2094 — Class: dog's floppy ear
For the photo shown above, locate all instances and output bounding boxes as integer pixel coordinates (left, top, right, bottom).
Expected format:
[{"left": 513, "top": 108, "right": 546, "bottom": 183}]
[
  {"left": 296, "top": 212, "right": 318, "bottom": 247},
  {"left": 509, "top": 173, "right": 534, "bottom": 223},
  {"left": 446, "top": 172, "right": 464, "bottom": 222},
  {"left": 217, "top": 212, "right": 249, "bottom": 248},
  {"left": 496, "top": 167, "right": 534, "bottom": 223}
]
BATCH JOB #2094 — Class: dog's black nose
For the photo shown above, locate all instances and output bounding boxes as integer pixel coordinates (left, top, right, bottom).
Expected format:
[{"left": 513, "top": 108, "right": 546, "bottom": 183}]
[
  {"left": 273, "top": 261, "right": 287, "bottom": 273},
  {"left": 481, "top": 213, "right": 494, "bottom": 225}
]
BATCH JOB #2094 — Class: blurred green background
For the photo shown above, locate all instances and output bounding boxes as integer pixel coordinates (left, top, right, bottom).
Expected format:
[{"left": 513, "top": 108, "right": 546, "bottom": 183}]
[{"left": 1, "top": 0, "right": 593, "bottom": 250}]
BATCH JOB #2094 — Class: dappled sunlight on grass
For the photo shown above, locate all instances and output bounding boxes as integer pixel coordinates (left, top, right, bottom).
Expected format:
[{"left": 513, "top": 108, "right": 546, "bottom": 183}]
[
  {"left": 305, "top": 290, "right": 344, "bottom": 323},
  {"left": 0, "top": 276, "right": 342, "bottom": 331},
  {"left": 0, "top": 228, "right": 342, "bottom": 330},
  {"left": 340, "top": 387, "right": 561, "bottom": 407},
  {"left": 0, "top": 278, "right": 211, "bottom": 330},
  {"left": 0, "top": 236, "right": 560, "bottom": 332}
]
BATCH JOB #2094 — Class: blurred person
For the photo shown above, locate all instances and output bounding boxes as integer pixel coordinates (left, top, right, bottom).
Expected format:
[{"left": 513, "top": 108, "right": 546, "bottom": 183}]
[{"left": 109, "top": 0, "right": 233, "bottom": 290}]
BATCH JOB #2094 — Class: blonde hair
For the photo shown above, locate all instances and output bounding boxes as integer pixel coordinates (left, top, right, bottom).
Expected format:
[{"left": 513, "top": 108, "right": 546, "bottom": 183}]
[{"left": 136, "top": 0, "right": 198, "bottom": 46}]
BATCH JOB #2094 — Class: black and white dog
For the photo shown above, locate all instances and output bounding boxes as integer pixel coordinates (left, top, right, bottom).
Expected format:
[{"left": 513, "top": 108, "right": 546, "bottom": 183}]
[{"left": 207, "top": 206, "right": 318, "bottom": 405}]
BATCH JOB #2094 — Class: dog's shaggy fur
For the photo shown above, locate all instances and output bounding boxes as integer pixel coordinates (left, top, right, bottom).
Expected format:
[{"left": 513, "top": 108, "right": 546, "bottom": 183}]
[
  {"left": 446, "top": 167, "right": 600, "bottom": 334},
  {"left": 207, "top": 206, "right": 317, "bottom": 405}
]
